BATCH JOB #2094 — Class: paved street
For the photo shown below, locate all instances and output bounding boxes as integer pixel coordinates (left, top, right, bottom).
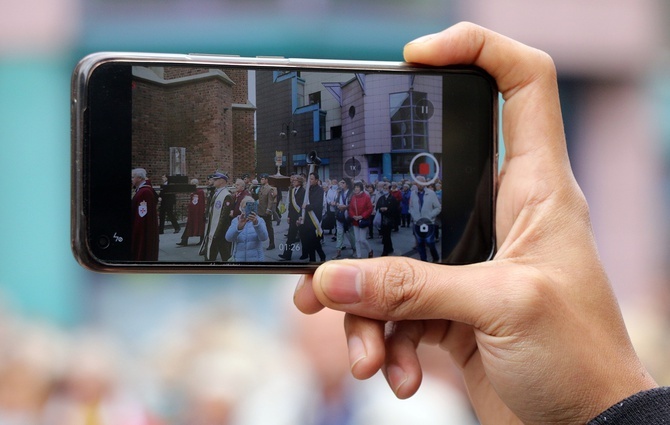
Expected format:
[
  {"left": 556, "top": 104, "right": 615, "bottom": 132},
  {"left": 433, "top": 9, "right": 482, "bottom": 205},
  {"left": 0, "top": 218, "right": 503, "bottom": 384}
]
[{"left": 157, "top": 216, "right": 440, "bottom": 264}]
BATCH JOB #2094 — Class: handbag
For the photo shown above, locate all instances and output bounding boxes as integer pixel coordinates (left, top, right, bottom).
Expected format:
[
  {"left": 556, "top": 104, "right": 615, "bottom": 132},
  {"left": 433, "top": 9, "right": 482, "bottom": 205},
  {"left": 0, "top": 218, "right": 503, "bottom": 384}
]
[
  {"left": 373, "top": 210, "right": 382, "bottom": 229},
  {"left": 354, "top": 197, "right": 370, "bottom": 228}
]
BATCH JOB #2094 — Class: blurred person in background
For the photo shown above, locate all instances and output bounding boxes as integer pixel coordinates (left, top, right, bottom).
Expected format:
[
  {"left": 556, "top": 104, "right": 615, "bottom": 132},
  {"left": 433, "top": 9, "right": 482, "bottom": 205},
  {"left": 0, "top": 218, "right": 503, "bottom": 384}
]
[
  {"left": 149, "top": 303, "right": 309, "bottom": 425},
  {"left": 289, "top": 305, "right": 476, "bottom": 425},
  {"left": 41, "top": 332, "right": 157, "bottom": 425},
  {"left": 0, "top": 320, "right": 67, "bottom": 425}
]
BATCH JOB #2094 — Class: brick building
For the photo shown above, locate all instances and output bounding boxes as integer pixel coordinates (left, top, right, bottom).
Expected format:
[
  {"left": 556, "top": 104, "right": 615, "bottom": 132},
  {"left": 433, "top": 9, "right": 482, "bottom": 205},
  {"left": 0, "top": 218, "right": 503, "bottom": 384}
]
[{"left": 131, "top": 66, "right": 256, "bottom": 184}]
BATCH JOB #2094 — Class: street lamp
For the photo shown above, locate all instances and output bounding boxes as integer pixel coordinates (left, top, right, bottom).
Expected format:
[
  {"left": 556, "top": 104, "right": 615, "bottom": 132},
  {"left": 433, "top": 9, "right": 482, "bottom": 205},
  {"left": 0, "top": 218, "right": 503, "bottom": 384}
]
[{"left": 279, "top": 121, "right": 298, "bottom": 174}]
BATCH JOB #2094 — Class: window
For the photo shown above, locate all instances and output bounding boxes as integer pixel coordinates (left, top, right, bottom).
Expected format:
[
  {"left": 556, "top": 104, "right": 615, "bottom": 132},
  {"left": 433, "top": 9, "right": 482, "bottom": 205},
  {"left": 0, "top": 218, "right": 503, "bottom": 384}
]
[
  {"left": 309, "top": 91, "right": 321, "bottom": 106},
  {"left": 389, "top": 91, "right": 429, "bottom": 151},
  {"left": 319, "top": 111, "right": 326, "bottom": 141}
]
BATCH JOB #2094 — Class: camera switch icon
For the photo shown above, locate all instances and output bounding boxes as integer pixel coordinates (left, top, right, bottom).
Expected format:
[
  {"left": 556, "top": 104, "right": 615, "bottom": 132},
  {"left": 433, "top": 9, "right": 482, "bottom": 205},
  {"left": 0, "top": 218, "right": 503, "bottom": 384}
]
[{"left": 415, "top": 218, "right": 435, "bottom": 239}]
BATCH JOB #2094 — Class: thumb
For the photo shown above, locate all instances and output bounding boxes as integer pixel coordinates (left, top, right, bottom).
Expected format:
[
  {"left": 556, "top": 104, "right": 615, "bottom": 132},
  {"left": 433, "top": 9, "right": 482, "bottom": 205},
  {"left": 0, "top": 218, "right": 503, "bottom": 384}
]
[{"left": 310, "top": 257, "right": 526, "bottom": 329}]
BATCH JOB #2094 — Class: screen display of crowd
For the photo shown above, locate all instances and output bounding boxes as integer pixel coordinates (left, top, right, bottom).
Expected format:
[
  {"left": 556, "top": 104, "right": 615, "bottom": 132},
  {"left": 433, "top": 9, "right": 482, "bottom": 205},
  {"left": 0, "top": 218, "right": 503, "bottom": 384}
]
[{"left": 128, "top": 65, "right": 488, "bottom": 265}]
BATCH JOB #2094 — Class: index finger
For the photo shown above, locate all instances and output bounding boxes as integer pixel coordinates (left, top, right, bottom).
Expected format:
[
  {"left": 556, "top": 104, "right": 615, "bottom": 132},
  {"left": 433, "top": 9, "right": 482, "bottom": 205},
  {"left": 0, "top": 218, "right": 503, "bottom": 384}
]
[
  {"left": 294, "top": 274, "right": 324, "bottom": 314},
  {"left": 404, "top": 22, "right": 553, "bottom": 98},
  {"left": 404, "top": 22, "right": 566, "bottom": 162}
]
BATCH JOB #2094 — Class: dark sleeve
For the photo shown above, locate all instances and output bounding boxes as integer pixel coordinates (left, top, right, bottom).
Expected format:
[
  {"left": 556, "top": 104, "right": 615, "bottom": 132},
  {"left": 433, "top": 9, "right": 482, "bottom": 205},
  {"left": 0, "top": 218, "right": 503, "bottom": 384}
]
[
  {"left": 588, "top": 387, "right": 670, "bottom": 425},
  {"left": 310, "top": 187, "right": 324, "bottom": 219},
  {"left": 214, "top": 194, "right": 233, "bottom": 238}
]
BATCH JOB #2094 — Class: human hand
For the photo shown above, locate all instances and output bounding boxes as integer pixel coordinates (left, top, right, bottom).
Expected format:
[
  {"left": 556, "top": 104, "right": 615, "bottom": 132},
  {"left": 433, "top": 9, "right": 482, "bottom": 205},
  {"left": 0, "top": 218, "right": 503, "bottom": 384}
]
[
  {"left": 237, "top": 214, "right": 248, "bottom": 230},
  {"left": 248, "top": 212, "right": 259, "bottom": 225},
  {"left": 294, "top": 22, "right": 657, "bottom": 425}
]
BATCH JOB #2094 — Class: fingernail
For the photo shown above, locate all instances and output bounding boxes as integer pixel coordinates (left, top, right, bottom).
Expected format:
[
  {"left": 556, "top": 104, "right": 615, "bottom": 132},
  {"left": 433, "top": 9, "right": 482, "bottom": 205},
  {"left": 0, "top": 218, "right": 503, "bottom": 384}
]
[
  {"left": 293, "top": 275, "right": 306, "bottom": 299},
  {"left": 320, "top": 263, "right": 362, "bottom": 304},
  {"left": 387, "top": 364, "right": 408, "bottom": 395},
  {"left": 348, "top": 335, "right": 367, "bottom": 372},
  {"left": 405, "top": 33, "right": 436, "bottom": 46}
]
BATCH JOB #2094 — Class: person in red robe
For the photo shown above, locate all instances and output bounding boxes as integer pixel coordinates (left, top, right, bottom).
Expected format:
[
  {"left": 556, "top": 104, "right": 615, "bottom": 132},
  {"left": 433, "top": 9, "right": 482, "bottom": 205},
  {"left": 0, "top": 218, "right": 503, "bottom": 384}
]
[
  {"left": 177, "top": 178, "right": 207, "bottom": 246},
  {"left": 131, "top": 168, "right": 159, "bottom": 261}
]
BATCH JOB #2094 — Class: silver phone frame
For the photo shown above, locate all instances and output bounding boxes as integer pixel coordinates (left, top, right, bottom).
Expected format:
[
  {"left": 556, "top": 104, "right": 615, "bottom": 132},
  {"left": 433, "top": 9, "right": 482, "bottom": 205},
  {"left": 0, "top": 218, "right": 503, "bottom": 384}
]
[{"left": 72, "top": 52, "right": 498, "bottom": 273}]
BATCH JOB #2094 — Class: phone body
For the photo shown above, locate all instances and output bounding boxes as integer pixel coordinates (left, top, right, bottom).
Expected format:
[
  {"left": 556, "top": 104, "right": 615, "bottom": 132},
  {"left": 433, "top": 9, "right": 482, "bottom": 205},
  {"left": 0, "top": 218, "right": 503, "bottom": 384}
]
[
  {"left": 244, "top": 200, "right": 259, "bottom": 217},
  {"left": 72, "top": 52, "right": 498, "bottom": 273}
]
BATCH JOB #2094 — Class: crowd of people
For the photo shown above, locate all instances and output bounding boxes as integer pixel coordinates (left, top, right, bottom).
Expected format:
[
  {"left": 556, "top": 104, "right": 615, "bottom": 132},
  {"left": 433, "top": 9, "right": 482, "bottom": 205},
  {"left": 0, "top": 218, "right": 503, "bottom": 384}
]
[
  {"left": 131, "top": 167, "right": 445, "bottom": 263},
  {"left": 0, "top": 289, "right": 484, "bottom": 425}
]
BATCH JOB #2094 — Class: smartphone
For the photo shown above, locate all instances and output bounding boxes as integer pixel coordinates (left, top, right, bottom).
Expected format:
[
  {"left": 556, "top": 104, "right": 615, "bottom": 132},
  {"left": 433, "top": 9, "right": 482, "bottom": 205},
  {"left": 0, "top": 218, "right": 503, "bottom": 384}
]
[
  {"left": 244, "top": 200, "right": 259, "bottom": 217},
  {"left": 72, "top": 52, "right": 498, "bottom": 273}
]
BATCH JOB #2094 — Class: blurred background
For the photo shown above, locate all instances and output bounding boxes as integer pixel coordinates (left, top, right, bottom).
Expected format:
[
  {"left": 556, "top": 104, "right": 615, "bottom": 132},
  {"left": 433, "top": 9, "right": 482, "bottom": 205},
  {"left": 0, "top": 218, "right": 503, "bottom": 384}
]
[{"left": 1, "top": 0, "right": 670, "bottom": 423}]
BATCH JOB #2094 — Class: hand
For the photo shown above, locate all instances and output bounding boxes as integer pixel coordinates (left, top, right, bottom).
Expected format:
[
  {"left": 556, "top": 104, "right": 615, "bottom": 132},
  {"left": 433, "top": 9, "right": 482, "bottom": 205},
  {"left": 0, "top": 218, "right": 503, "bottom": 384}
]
[
  {"left": 237, "top": 214, "right": 248, "bottom": 230},
  {"left": 248, "top": 212, "right": 259, "bottom": 225},
  {"left": 294, "top": 22, "right": 656, "bottom": 425}
]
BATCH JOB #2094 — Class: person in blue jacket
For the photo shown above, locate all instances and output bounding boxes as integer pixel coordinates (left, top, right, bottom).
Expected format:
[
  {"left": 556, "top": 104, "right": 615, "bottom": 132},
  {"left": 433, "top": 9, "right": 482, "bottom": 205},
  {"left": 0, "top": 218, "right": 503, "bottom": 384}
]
[{"left": 225, "top": 196, "right": 268, "bottom": 262}]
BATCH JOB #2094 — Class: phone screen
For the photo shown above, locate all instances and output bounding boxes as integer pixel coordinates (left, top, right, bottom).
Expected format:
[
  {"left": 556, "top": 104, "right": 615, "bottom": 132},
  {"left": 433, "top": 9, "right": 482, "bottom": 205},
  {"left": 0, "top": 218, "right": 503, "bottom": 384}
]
[{"left": 78, "top": 60, "right": 497, "bottom": 271}]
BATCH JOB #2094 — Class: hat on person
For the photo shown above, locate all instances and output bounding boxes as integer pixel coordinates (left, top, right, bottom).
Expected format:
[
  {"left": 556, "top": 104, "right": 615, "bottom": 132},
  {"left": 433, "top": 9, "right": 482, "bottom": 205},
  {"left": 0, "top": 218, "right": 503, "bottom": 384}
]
[
  {"left": 212, "top": 172, "right": 228, "bottom": 181},
  {"left": 259, "top": 173, "right": 269, "bottom": 179}
]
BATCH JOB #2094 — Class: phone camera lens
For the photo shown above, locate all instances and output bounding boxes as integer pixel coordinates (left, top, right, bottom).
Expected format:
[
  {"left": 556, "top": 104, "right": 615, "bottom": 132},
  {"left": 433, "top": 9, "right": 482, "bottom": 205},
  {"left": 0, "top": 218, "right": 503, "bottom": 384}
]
[{"left": 97, "top": 235, "right": 111, "bottom": 249}]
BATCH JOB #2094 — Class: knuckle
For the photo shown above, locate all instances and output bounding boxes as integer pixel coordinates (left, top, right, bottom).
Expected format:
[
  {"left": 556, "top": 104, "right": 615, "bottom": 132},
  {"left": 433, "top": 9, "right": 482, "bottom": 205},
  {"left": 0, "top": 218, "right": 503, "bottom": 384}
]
[
  {"left": 371, "top": 259, "right": 429, "bottom": 317},
  {"left": 531, "top": 48, "right": 558, "bottom": 81}
]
